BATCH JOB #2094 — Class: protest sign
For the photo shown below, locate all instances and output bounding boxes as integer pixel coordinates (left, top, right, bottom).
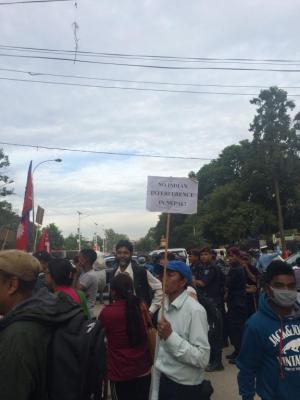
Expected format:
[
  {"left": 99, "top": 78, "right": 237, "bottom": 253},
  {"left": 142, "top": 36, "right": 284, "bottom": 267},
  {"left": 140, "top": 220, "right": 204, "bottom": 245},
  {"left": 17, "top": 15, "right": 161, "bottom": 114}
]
[
  {"left": 146, "top": 176, "right": 198, "bottom": 316},
  {"left": 146, "top": 176, "right": 198, "bottom": 214},
  {"left": 36, "top": 206, "right": 45, "bottom": 225}
]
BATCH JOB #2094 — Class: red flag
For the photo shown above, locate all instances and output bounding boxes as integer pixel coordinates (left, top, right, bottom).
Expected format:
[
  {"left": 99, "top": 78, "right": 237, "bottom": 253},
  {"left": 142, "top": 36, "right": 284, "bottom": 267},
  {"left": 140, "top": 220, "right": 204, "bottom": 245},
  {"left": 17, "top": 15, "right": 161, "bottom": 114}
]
[
  {"left": 16, "top": 161, "right": 33, "bottom": 251},
  {"left": 37, "top": 229, "right": 51, "bottom": 253}
]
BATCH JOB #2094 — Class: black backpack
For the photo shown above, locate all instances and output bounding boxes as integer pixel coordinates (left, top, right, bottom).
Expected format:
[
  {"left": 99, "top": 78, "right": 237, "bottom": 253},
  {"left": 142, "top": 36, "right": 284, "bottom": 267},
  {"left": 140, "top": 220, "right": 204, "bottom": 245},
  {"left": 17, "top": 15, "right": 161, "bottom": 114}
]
[{"left": 47, "top": 312, "right": 107, "bottom": 400}]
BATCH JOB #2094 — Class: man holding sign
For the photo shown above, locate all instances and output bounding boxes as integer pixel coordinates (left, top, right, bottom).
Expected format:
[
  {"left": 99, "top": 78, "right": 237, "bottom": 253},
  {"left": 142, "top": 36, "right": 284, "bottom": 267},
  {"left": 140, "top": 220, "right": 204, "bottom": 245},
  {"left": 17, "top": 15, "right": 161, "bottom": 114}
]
[
  {"left": 147, "top": 176, "right": 212, "bottom": 399},
  {"left": 150, "top": 260, "right": 211, "bottom": 400}
]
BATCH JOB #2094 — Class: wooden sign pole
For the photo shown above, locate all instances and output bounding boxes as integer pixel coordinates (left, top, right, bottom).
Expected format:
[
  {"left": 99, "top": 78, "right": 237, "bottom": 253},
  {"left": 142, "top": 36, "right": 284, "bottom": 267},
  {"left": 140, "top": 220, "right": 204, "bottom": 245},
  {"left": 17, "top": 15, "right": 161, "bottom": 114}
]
[
  {"left": 161, "top": 213, "right": 171, "bottom": 319},
  {"left": 1, "top": 229, "right": 9, "bottom": 250}
]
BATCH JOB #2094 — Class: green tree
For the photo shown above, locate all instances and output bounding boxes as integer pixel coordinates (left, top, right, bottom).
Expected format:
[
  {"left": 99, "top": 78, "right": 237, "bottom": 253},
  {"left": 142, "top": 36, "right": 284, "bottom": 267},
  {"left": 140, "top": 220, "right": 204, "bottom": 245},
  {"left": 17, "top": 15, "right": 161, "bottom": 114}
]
[
  {"left": 0, "top": 201, "right": 19, "bottom": 231},
  {"left": 135, "top": 228, "right": 157, "bottom": 252},
  {"left": 199, "top": 183, "right": 277, "bottom": 245},
  {"left": 152, "top": 213, "right": 188, "bottom": 248},
  {"left": 0, "top": 201, "right": 19, "bottom": 249},
  {"left": 149, "top": 87, "right": 300, "bottom": 248},
  {"left": 64, "top": 233, "right": 78, "bottom": 250},
  {"left": 46, "top": 223, "right": 64, "bottom": 250},
  {"left": 250, "top": 86, "right": 300, "bottom": 249},
  {"left": 104, "top": 229, "right": 129, "bottom": 253},
  {"left": 0, "top": 149, "right": 13, "bottom": 198},
  {"left": 0, "top": 149, "right": 16, "bottom": 249}
]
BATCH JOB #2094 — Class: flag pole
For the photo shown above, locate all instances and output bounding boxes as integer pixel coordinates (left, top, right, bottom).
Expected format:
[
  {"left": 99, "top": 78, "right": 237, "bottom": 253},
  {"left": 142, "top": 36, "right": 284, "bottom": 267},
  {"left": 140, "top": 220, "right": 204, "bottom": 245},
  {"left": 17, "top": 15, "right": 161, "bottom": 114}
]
[
  {"left": 161, "top": 213, "right": 171, "bottom": 319},
  {"left": 33, "top": 224, "right": 40, "bottom": 253},
  {"left": 16, "top": 161, "right": 33, "bottom": 252},
  {"left": 1, "top": 229, "right": 9, "bottom": 250},
  {"left": 32, "top": 179, "right": 35, "bottom": 253}
]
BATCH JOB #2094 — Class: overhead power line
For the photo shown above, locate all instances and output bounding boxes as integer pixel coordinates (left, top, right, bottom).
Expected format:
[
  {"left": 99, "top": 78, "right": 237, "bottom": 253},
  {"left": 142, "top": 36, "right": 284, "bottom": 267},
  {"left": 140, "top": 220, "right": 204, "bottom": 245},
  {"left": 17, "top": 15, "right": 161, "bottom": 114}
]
[
  {"left": 1, "top": 44, "right": 300, "bottom": 64},
  {"left": 1, "top": 66, "right": 300, "bottom": 90},
  {"left": 1, "top": 51, "right": 300, "bottom": 72},
  {"left": 1, "top": 75, "right": 300, "bottom": 97},
  {"left": 0, "top": 46, "right": 299, "bottom": 66},
  {"left": 0, "top": 0, "right": 72, "bottom": 5},
  {"left": 0, "top": 141, "right": 214, "bottom": 161}
]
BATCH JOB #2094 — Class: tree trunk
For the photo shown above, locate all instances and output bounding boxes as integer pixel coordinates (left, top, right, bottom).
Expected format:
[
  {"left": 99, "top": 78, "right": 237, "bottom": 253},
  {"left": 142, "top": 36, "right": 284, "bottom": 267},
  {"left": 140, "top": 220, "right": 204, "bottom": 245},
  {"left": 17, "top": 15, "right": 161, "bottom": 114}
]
[{"left": 274, "top": 177, "right": 286, "bottom": 251}]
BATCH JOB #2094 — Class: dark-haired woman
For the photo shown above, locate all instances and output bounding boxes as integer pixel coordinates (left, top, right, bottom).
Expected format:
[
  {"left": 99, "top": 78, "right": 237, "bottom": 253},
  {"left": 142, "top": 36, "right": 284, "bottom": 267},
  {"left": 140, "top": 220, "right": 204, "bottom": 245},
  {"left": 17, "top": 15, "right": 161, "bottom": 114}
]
[
  {"left": 99, "top": 273, "right": 152, "bottom": 400},
  {"left": 45, "top": 258, "right": 90, "bottom": 318}
]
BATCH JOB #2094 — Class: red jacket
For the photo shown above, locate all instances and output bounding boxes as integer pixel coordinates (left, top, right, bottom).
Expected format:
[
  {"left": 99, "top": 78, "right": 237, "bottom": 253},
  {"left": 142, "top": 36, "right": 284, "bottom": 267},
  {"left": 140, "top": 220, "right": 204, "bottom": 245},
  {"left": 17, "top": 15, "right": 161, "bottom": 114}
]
[{"left": 99, "top": 300, "right": 151, "bottom": 381}]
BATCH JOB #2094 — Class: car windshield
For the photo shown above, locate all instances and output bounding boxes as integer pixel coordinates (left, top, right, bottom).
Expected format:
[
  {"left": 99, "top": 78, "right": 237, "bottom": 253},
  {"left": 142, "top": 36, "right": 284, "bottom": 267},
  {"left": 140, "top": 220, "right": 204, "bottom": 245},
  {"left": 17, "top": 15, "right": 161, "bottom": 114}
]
[{"left": 286, "top": 253, "right": 300, "bottom": 266}]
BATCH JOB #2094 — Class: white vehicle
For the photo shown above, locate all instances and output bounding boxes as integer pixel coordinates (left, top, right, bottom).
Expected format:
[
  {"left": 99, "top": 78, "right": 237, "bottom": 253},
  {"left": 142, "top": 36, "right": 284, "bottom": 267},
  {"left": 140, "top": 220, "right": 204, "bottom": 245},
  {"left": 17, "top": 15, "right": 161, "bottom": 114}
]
[
  {"left": 213, "top": 248, "right": 227, "bottom": 259},
  {"left": 149, "top": 248, "right": 189, "bottom": 264}
]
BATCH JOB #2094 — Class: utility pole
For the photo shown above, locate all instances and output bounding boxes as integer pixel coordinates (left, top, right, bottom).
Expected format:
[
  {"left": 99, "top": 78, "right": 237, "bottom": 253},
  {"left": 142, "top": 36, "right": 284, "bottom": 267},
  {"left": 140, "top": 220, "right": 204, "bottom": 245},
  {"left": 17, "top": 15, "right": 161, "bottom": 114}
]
[
  {"left": 94, "top": 222, "right": 98, "bottom": 250},
  {"left": 77, "top": 211, "right": 82, "bottom": 251},
  {"left": 102, "top": 225, "right": 106, "bottom": 254},
  {"left": 274, "top": 178, "right": 286, "bottom": 251}
]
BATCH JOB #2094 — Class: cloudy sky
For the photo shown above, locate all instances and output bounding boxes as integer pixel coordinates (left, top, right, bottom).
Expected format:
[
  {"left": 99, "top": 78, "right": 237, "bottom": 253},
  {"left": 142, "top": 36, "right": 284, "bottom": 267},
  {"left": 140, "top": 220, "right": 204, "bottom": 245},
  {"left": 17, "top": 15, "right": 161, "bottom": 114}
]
[{"left": 1, "top": 0, "right": 300, "bottom": 241}]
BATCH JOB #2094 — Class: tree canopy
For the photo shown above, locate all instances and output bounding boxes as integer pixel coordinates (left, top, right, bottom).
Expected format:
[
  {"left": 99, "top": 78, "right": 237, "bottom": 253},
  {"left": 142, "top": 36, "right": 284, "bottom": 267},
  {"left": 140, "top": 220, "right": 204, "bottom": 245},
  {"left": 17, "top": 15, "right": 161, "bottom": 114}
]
[
  {"left": 46, "top": 223, "right": 64, "bottom": 250},
  {"left": 146, "top": 87, "right": 300, "bottom": 248},
  {"left": 0, "top": 149, "right": 17, "bottom": 249},
  {"left": 104, "top": 229, "right": 129, "bottom": 253},
  {"left": 0, "top": 149, "right": 13, "bottom": 198}
]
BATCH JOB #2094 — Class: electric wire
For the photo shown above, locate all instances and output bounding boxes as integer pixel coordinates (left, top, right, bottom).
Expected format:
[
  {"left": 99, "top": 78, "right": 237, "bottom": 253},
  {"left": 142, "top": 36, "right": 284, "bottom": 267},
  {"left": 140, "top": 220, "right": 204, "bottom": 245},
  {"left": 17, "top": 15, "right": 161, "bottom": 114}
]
[
  {"left": 0, "top": 0, "right": 72, "bottom": 5},
  {"left": 1, "top": 66, "right": 300, "bottom": 90},
  {"left": 1, "top": 46, "right": 299, "bottom": 66},
  {"left": 1, "top": 52, "right": 300, "bottom": 72},
  {"left": 0, "top": 141, "right": 214, "bottom": 161},
  {"left": 1, "top": 44, "right": 300, "bottom": 64},
  {"left": 1, "top": 76, "right": 300, "bottom": 97}
]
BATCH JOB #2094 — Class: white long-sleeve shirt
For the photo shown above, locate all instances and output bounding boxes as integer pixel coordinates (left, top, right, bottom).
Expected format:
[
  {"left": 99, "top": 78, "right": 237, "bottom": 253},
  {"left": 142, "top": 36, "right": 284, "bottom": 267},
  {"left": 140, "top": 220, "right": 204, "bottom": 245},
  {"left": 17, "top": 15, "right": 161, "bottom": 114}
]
[
  {"left": 115, "top": 262, "right": 162, "bottom": 314},
  {"left": 150, "top": 290, "right": 210, "bottom": 400}
]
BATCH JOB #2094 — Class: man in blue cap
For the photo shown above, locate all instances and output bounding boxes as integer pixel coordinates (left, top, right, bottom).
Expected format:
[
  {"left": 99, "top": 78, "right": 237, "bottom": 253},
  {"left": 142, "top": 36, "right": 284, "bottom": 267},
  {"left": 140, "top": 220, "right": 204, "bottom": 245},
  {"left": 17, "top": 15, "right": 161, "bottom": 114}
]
[{"left": 150, "top": 261, "right": 211, "bottom": 400}]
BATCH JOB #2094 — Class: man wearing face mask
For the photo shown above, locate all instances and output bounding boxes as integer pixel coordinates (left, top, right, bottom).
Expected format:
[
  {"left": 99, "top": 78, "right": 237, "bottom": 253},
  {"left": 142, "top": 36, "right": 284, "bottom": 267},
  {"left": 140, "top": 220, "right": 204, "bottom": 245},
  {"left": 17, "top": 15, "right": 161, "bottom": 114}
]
[
  {"left": 110, "top": 240, "right": 163, "bottom": 315},
  {"left": 237, "top": 260, "right": 300, "bottom": 400}
]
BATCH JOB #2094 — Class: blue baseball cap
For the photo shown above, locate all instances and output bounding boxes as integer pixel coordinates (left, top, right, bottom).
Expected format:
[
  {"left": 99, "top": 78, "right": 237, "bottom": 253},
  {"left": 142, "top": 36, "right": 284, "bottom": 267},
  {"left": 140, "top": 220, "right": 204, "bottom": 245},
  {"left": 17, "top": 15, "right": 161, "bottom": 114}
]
[{"left": 167, "top": 260, "right": 192, "bottom": 284}]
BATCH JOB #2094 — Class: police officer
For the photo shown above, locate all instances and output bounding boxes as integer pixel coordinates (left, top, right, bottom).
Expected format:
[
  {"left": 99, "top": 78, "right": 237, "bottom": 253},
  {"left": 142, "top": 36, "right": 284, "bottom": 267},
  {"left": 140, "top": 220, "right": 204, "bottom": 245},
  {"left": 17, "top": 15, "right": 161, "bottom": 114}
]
[
  {"left": 225, "top": 247, "right": 247, "bottom": 364},
  {"left": 193, "top": 246, "right": 224, "bottom": 372},
  {"left": 194, "top": 246, "right": 223, "bottom": 307}
]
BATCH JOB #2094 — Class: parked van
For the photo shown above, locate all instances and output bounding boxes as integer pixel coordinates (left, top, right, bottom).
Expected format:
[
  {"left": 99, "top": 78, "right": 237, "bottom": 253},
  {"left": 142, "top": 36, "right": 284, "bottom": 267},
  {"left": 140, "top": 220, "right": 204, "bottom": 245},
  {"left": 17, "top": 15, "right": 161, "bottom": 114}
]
[{"left": 149, "top": 248, "right": 189, "bottom": 264}]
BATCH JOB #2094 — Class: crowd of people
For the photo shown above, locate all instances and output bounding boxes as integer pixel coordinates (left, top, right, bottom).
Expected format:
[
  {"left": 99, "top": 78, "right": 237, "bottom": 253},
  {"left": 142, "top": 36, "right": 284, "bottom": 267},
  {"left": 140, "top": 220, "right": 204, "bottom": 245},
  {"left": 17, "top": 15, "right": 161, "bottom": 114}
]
[{"left": 0, "top": 239, "right": 300, "bottom": 400}]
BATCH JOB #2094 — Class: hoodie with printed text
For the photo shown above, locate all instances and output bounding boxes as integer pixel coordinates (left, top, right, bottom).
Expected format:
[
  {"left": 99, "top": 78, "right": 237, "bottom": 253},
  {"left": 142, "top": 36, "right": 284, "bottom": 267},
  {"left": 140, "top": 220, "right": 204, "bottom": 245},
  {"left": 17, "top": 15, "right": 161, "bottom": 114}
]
[{"left": 237, "top": 293, "right": 300, "bottom": 400}]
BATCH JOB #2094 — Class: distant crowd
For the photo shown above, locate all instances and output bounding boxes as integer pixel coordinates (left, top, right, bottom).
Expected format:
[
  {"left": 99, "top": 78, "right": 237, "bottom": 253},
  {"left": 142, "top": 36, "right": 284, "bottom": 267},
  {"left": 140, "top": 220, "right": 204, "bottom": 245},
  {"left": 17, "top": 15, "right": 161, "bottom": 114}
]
[{"left": 0, "top": 240, "right": 300, "bottom": 400}]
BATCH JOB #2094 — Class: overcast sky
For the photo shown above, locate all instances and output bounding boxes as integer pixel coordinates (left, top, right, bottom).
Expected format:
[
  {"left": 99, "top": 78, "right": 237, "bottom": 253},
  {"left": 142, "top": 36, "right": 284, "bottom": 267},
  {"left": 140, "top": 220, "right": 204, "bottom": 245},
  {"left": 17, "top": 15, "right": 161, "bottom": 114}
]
[{"left": 1, "top": 0, "right": 300, "bottom": 241}]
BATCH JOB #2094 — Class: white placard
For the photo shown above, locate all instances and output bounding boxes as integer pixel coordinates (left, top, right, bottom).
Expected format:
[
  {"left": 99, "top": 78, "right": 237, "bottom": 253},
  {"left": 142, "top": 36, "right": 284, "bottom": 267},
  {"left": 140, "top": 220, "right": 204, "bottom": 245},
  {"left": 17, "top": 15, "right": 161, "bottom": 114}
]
[{"left": 146, "top": 176, "right": 198, "bottom": 214}]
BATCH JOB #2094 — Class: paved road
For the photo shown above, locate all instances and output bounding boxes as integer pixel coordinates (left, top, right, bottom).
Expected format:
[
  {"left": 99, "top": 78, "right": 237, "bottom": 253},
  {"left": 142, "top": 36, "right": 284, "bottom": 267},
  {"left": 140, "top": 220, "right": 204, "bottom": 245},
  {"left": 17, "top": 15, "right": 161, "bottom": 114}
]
[
  {"left": 205, "top": 347, "right": 241, "bottom": 400},
  {"left": 207, "top": 348, "right": 260, "bottom": 400}
]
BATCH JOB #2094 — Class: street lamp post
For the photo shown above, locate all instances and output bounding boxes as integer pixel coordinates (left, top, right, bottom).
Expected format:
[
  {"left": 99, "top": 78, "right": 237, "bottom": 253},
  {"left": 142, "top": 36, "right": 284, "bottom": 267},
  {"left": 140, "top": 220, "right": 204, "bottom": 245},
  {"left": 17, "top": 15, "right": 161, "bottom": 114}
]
[
  {"left": 94, "top": 222, "right": 98, "bottom": 250},
  {"left": 77, "top": 211, "right": 82, "bottom": 252},
  {"left": 32, "top": 158, "right": 62, "bottom": 252},
  {"left": 101, "top": 225, "right": 106, "bottom": 254}
]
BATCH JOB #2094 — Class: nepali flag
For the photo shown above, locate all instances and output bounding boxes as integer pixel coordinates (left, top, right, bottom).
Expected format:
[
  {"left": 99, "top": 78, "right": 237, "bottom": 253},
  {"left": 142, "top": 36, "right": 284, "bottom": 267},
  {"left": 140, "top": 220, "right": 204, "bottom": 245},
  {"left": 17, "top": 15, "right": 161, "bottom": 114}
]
[
  {"left": 16, "top": 161, "right": 33, "bottom": 251},
  {"left": 37, "top": 229, "right": 51, "bottom": 253}
]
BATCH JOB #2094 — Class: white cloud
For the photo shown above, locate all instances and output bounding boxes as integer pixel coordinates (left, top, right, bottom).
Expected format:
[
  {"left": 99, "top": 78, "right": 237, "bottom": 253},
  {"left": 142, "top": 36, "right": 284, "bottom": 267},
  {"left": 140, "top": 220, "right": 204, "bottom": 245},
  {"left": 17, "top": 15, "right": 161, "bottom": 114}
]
[{"left": 1, "top": 0, "right": 300, "bottom": 241}]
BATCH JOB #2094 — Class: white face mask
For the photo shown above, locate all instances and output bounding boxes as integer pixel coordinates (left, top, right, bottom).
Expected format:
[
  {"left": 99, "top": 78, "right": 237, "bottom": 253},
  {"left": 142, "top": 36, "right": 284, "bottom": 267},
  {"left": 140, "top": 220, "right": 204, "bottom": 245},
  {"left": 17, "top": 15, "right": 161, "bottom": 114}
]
[{"left": 270, "top": 287, "right": 298, "bottom": 308}]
